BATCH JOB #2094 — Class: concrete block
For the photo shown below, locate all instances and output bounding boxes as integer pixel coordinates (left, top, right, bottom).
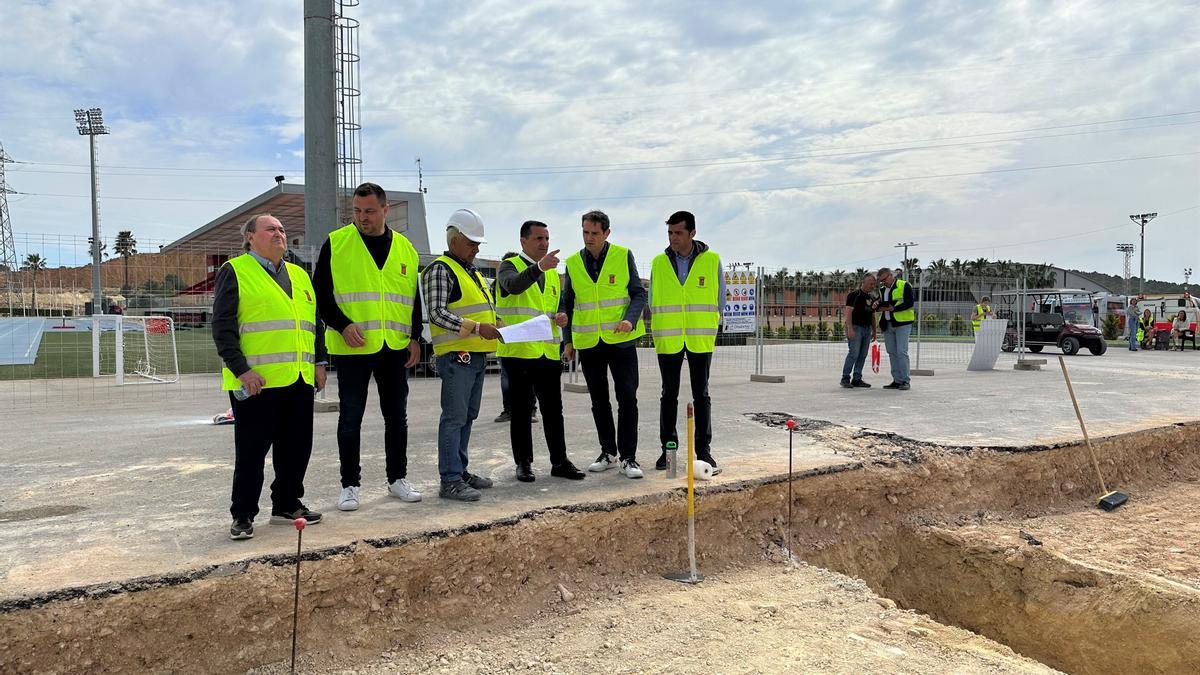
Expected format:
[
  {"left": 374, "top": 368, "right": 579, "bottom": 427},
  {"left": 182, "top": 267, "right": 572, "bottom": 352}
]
[
  {"left": 314, "top": 399, "right": 340, "bottom": 413},
  {"left": 750, "top": 374, "right": 786, "bottom": 383},
  {"left": 563, "top": 382, "right": 589, "bottom": 394},
  {"left": 1013, "top": 362, "right": 1042, "bottom": 371},
  {"left": 911, "top": 369, "right": 935, "bottom": 376}
]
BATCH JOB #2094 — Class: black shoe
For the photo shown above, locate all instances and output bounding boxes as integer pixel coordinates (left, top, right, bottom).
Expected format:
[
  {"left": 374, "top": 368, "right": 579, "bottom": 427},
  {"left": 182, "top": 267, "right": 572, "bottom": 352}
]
[
  {"left": 229, "top": 518, "right": 254, "bottom": 540},
  {"left": 439, "top": 480, "right": 482, "bottom": 502},
  {"left": 840, "top": 378, "right": 853, "bottom": 388},
  {"left": 897, "top": 382, "right": 911, "bottom": 391},
  {"left": 851, "top": 379, "right": 871, "bottom": 388},
  {"left": 515, "top": 463, "right": 535, "bottom": 482},
  {"left": 494, "top": 410, "right": 511, "bottom": 423},
  {"left": 270, "top": 506, "right": 322, "bottom": 525},
  {"left": 882, "top": 382, "right": 902, "bottom": 389},
  {"left": 550, "top": 461, "right": 586, "bottom": 480},
  {"left": 697, "top": 453, "right": 723, "bottom": 476},
  {"left": 655, "top": 451, "right": 668, "bottom": 470},
  {"left": 462, "top": 471, "right": 494, "bottom": 490}
]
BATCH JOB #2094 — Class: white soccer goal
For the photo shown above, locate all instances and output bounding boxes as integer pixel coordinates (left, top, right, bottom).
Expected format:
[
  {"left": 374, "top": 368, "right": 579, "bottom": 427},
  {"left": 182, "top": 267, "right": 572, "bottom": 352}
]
[{"left": 91, "top": 314, "right": 180, "bottom": 385}]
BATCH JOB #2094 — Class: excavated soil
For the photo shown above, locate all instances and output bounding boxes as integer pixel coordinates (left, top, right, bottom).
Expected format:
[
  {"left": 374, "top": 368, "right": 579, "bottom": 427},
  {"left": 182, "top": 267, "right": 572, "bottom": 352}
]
[{"left": 1, "top": 421, "right": 1198, "bottom": 674}]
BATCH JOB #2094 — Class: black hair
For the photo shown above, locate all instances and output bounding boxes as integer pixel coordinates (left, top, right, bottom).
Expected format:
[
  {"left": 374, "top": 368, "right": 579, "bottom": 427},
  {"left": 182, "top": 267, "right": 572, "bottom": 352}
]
[
  {"left": 666, "top": 210, "right": 695, "bottom": 232},
  {"left": 581, "top": 210, "right": 610, "bottom": 232},
  {"left": 520, "top": 220, "right": 548, "bottom": 238},
  {"left": 352, "top": 182, "right": 387, "bottom": 206}
]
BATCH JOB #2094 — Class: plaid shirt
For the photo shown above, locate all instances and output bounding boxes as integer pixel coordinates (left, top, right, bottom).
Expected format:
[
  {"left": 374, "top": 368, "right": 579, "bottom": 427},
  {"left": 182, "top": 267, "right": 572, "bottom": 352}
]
[{"left": 422, "top": 251, "right": 490, "bottom": 333}]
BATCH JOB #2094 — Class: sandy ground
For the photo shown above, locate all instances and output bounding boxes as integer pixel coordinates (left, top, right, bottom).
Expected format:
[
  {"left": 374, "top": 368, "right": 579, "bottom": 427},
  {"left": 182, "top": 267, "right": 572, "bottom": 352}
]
[
  {"left": 963, "top": 478, "right": 1200, "bottom": 591},
  {"left": 253, "top": 562, "right": 1056, "bottom": 675}
]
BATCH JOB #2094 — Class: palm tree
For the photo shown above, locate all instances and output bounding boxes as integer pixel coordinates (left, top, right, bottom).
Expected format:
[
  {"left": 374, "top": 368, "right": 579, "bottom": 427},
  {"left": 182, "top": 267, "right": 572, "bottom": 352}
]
[
  {"left": 114, "top": 230, "right": 137, "bottom": 292},
  {"left": 22, "top": 253, "right": 47, "bottom": 311}
]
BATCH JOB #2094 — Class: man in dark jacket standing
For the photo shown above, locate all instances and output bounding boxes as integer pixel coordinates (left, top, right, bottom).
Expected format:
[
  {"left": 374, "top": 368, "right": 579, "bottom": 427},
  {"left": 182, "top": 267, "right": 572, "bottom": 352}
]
[{"left": 876, "top": 267, "right": 914, "bottom": 390}]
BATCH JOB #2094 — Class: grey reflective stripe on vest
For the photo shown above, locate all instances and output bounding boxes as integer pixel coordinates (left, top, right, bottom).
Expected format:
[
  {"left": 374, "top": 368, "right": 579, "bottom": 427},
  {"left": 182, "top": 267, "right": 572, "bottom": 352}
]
[
  {"left": 599, "top": 297, "right": 628, "bottom": 308},
  {"left": 453, "top": 302, "right": 493, "bottom": 315},
  {"left": 652, "top": 327, "right": 717, "bottom": 338},
  {"left": 334, "top": 291, "right": 378, "bottom": 303},
  {"left": 384, "top": 293, "right": 414, "bottom": 305},
  {"left": 571, "top": 322, "right": 599, "bottom": 333},
  {"left": 240, "top": 319, "right": 315, "bottom": 334},
  {"left": 497, "top": 307, "right": 545, "bottom": 318},
  {"left": 652, "top": 304, "right": 719, "bottom": 314},
  {"left": 245, "top": 351, "right": 316, "bottom": 366},
  {"left": 431, "top": 332, "right": 462, "bottom": 344},
  {"left": 356, "top": 319, "right": 412, "bottom": 334}
]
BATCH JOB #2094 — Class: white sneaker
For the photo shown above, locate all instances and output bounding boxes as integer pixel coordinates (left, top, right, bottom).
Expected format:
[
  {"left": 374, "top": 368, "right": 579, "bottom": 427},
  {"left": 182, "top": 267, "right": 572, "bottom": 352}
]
[
  {"left": 338, "top": 486, "right": 359, "bottom": 511},
  {"left": 588, "top": 453, "right": 619, "bottom": 472},
  {"left": 620, "top": 459, "right": 644, "bottom": 479},
  {"left": 388, "top": 478, "right": 422, "bottom": 503}
]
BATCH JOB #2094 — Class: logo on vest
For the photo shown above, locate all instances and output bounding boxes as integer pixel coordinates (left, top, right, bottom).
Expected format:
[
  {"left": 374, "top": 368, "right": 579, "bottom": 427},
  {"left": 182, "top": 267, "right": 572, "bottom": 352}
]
[
  {"left": 698, "top": 276, "right": 706, "bottom": 287},
  {"left": 608, "top": 274, "right": 616, "bottom": 285},
  {"left": 401, "top": 263, "right": 408, "bottom": 275},
  {"left": 303, "top": 290, "right": 312, "bottom": 302}
]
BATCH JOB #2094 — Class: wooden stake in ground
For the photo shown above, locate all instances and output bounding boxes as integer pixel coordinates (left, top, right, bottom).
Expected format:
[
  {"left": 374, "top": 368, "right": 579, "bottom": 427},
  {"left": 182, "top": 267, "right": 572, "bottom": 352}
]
[
  {"left": 786, "top": 419, "right": 796, "bottom": 559},
  {"left": 1057, "top": 356, "right": 1128, "bottom": 511},
  {"left": 291, "top": 517, "right": 305, "bottom": 674},
  {"left": 664, "top": 403, "right": 703, "bottom": 583}
]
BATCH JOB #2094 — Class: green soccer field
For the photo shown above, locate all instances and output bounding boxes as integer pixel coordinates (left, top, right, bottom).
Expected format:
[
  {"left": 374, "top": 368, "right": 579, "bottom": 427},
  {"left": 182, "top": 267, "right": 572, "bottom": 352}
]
[{"left": 0, "top": 326, "right": 224, "bottom": 381}]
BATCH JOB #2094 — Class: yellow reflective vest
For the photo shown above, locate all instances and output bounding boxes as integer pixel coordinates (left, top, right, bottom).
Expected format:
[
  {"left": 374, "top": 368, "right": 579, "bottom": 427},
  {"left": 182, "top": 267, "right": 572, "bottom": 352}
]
[
  {"left": 220, "top": 253, "right": 317, "bottom": 390},
  {"left": 495, "top": 255, "right": 562, "bottom": 360},
  {"left": 324, "top": 224, "right": 419, "bottom": 355},
  {"left": 565, "top": 244, "right": 646, "bottom": 350},
  {"left": 428, "top": 255, "right": 499, "bottom": 355},
  {"left": 972, "top": 303, "right": 992, "bottom": 332},
  {"left": 649, "top": 250, "right": 721, "bottom": 354},
  {"left": 885, "top": 279, "right": 915, "bottom": 324}
]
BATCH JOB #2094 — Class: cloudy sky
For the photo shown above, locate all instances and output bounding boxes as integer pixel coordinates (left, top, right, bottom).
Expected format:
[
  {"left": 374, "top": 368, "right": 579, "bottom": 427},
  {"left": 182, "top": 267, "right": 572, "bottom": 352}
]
[{"left": 1, "top": 0, "right": 1197, "bottom": 281}]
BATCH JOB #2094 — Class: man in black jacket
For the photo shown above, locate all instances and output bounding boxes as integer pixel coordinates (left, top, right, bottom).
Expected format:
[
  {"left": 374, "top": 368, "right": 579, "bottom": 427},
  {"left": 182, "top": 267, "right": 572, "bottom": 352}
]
[{"left": 876, "top": 267, "right": 914, "bottom": 390}]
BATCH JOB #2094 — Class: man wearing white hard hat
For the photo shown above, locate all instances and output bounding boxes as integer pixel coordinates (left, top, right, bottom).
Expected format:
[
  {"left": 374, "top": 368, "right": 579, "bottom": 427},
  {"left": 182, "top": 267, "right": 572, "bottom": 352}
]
[{"left": 421, "top": 209, "right": 502, "bottom": 501}]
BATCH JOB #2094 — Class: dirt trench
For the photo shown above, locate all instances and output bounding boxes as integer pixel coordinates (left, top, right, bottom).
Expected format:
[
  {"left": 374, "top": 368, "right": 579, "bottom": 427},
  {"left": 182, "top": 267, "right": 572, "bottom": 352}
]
[{"left": 1, "top": 421, "right": 1198, "bottom": 674}]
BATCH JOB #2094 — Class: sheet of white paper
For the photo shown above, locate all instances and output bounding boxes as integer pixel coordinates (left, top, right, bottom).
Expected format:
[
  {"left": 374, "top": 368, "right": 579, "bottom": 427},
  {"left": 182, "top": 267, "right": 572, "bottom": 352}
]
[
  {"left": 968, "top": 318, "right": 1007, "bottom": 371},
  {"left": 497, "top": 313, "right": 554, "bottom": 344}
]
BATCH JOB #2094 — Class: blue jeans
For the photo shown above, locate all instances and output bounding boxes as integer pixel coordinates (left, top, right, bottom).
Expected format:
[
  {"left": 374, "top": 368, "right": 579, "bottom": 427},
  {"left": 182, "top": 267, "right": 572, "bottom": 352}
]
[
  {"left": 436, "top": 352, "right": 488, "bottom": 483},
  {"left": 841, "top": 324, "right": 872, "bottom": 381},
  {"left": 883, "top": 323, "right": 912, "bottom": 384},
  {"left": 1128, "top": 325, "right": 1139, "bottom": 350}
]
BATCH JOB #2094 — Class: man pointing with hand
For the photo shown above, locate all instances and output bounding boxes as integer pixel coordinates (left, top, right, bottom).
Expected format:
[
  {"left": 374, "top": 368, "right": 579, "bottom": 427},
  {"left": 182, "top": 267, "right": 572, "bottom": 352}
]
[{"left": 495, "top": 220, "right": 585, "bottom": 482}]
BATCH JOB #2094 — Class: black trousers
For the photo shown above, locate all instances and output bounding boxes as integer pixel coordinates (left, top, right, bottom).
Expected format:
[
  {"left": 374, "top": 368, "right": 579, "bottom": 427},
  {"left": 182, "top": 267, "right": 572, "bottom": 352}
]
[
  {"left": 501, "top": 356, "right": 567, "bottom": 466},
  {"left": 579, "top": 342, "right": 639, "bottom": 460},
  {"left": 658, "top": 349, "right": 713, "bottom": 457},
  {"left": 335, "top": 347, "right": 410, "bottom": 488},
  {"left": 229, "top": 379, "right": 314, "bottom": 520}
]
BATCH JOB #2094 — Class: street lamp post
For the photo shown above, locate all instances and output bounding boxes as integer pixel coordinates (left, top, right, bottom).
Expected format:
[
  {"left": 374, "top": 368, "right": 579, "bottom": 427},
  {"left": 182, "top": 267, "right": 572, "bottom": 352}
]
[
  {"left": 75, "top": 108, "right": 109, "bottom": 315},
  {"left": 1128, "top": 212, "right": 1157, "bottom": 296},
  {"left": 1185, "top": 267, "right": 1193, "bottom": 292},
  {"left": 894, "top": 241, "right": 917, "bottom": 278}
]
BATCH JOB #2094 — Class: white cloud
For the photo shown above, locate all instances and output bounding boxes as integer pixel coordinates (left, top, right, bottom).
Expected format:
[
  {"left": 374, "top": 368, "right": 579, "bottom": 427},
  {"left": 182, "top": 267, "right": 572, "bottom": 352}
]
[{"left": 0, "top": 0, "right": 1196, "bottom": 281}]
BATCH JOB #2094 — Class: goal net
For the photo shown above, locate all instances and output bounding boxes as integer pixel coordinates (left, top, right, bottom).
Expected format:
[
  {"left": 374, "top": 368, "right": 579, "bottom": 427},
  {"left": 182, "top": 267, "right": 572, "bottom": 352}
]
[{"left": 92, "top": 314, "right": 180, "bottom": 385}]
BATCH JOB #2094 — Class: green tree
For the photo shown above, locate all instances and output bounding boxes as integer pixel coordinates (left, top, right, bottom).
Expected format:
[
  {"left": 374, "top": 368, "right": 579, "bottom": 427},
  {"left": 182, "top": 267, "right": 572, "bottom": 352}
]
[
  {"left": 1102, "top": 313, "right": 1120, "bottom": 340},
  {"left": 831, "top": 321, "right": 845, "bottom": 341},
  {"left": 817, "top": 319, "right": 829, "bottom": 341},
  {"left": 114, "top": 230, "right": 137, "bottom": 292},
  {"left": 788, "top": 322, "right": 803, "bottom": 340},
  {"left": 22, "top": 253, "right": 47, "bottom": 311}
]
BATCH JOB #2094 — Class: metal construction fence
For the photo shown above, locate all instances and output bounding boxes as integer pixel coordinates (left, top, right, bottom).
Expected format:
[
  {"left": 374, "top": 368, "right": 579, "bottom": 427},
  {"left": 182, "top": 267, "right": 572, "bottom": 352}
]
[{"left": 1, "top": 234, "right": 1022, "bottom": 407}]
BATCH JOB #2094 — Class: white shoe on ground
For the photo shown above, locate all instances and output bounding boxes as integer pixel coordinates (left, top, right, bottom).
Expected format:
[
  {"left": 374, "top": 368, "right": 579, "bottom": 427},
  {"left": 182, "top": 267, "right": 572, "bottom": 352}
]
[
  {"left": 620, "top": 459, "right": 644, "bottom": 479},
  {"left": 588, "top": 453, "right": 619, "bottom": 472},
  {"left": 338, "top": 485, "right": 359, "bottom": 511},
  {"left": 389, "top": 478, "right": 423, "bottom": 503}
]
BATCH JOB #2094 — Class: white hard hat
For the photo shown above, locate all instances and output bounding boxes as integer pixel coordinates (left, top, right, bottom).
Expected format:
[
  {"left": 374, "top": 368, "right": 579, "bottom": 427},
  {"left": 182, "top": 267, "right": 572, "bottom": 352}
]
[{"left": 447, "top": 208, "right": 487, "bottom": 244}]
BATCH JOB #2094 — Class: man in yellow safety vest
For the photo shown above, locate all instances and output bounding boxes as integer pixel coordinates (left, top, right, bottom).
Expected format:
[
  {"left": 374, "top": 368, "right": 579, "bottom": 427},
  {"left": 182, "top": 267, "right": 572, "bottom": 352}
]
[
  {"left": 495, "top": 220, "right": 586, "bottom": 482},
  {"left": 649, "top": 211, "right": 724, "bottom": 474},
  {"left": 313, "top": 182, "right": 424, "bottom": 512},
  {"left": 877, "top": 267, "right": 915, "bottom": 390},
  {"left": 561, "top": 210, "right": 648, "bottom": 479},
  {"left": 212, "top": 213, "right": 326, "bottom": 540},
  {"left": 421, "top": 209, "right": 502, "bottom": 501},
  {"left": 971, "top": 296, "right": 995, "bottom": 333}
]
